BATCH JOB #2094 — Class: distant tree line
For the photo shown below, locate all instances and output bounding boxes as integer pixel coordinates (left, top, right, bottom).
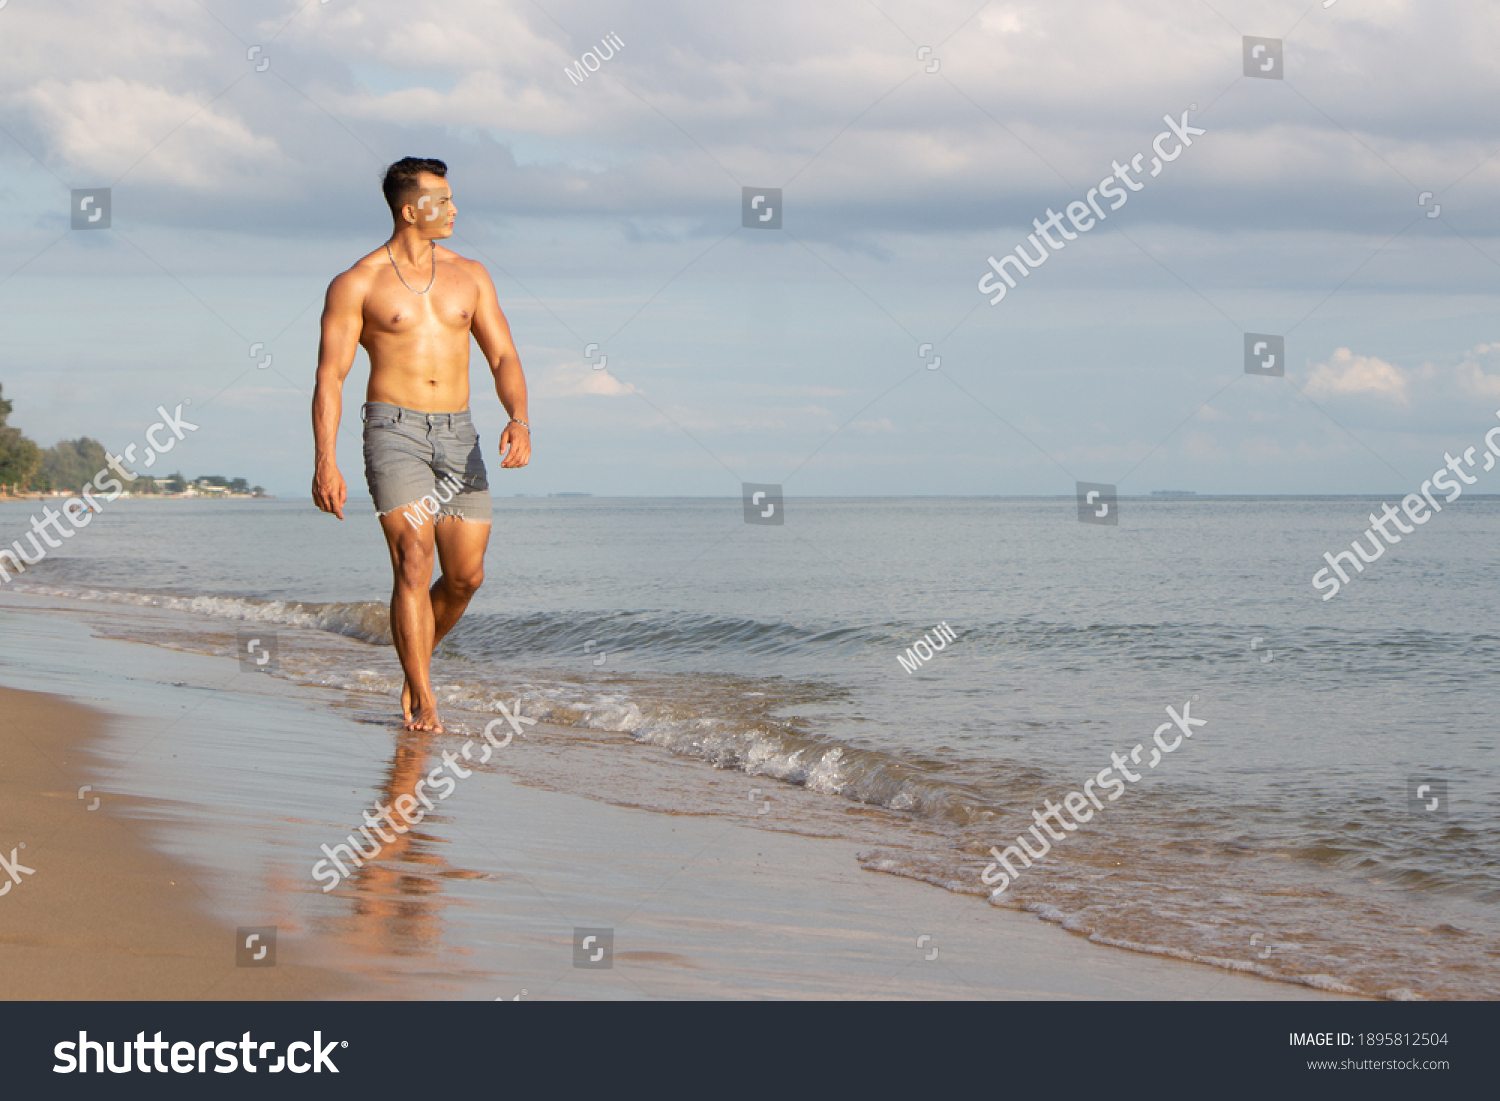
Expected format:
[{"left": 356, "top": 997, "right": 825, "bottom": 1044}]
[{"left": 0, "top": 385, "right": 263, "bottom": 496}]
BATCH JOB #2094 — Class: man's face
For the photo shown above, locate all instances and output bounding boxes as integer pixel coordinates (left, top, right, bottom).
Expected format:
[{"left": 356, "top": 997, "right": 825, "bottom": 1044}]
[{"left": 404, "top": 174, "right": 455, "bottom": 238}]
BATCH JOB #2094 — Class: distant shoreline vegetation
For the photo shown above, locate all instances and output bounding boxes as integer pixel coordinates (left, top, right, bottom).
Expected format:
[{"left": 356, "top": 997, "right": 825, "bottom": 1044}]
[{"left": 0, "top": 384, "right": 266, "bottom": 499}]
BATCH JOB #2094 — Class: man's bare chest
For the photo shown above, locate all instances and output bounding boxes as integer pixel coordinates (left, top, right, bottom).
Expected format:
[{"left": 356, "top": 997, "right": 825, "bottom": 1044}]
[{"left": 365, "top": 268, "right": 478, "bottom": 336}]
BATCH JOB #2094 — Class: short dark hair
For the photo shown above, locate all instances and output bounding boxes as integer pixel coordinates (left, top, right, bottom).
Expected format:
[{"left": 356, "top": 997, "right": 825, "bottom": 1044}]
[{"left": 381, "top": 157, "right": 448, "bottom": 219}]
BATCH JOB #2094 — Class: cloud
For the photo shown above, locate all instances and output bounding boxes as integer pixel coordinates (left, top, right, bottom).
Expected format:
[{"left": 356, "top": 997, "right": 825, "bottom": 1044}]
[
  {"left": 1452, "top": 344, "right": 1500, "bottom": 400},
  {"left": 8, "top": 0, "right": 1500, "bottom": 237},
  {"left": 533, "top": 361, "right": 640, "bottom": 398},
  {"left": 1304, "top": 347, "right": 1411, "bottom": 405},
  {"left": 1301, "top": 343, "right": 1500, "bottom": 416},
  {"left": 19, "top": 76, "right": 286, "bottom": 188}
]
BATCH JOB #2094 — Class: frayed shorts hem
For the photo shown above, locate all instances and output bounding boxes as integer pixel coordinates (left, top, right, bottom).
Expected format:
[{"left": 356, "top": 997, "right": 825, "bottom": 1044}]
[{"left": 378, "top": 499, "right": 494, "bottom": 527}]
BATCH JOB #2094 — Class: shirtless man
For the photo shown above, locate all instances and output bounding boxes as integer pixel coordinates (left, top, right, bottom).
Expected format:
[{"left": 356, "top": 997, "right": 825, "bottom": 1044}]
[{"left": 311, "top": 156, "right": 530, "bottom": 733}]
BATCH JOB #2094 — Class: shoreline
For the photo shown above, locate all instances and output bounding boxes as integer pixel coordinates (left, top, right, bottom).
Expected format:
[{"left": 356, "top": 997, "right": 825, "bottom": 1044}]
[{"left": 0, "top": 590, "right": 1359, "bottom": 1000}]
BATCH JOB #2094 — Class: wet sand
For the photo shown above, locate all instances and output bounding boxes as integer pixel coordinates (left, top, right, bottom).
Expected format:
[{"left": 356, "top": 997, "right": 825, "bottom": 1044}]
[
  {"left": 0, "top": 590, "right": 1357, "bottom": 1000},
  {"left": 0, "top": 687, "right": 355, "bottom": 999}
]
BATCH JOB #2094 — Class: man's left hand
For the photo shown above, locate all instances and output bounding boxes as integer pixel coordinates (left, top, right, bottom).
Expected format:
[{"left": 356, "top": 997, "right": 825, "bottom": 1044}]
[{"left": 499, "top": 421, "right": 530, "bottom": 468}]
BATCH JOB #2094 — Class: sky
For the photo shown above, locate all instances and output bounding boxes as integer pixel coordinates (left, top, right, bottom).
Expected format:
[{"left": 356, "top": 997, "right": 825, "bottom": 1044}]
[{"left": 1, "top": 0, "right": 1498, "bottom": 499}]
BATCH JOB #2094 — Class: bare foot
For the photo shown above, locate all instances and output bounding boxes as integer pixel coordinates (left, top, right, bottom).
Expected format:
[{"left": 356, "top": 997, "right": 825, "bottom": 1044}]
[
  {"left": 400, "top": 677, "right": 413, "bottom": 722},
  {"left": 403, "top": 704, "right": 444, "bottom": 733}
]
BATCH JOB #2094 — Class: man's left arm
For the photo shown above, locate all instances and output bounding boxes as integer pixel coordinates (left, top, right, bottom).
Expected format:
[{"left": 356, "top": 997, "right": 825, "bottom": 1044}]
[{"left": 468, "top": 261, "right": 530, "bottom": 469}]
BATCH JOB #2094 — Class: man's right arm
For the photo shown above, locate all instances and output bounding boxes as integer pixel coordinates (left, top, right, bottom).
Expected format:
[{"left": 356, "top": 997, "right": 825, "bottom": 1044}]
[{"left": 311, "top": 270, "right": 365, "bottom": 520}]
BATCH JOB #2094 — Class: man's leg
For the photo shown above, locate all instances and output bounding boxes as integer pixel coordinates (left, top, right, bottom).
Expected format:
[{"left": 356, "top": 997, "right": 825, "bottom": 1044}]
[
  {"left": 432, "top": 515, "right": 490, "bottom": 637},
  {"left": 399, "top": 516, "right": 491, "bottom": 721},
  {"left": 379, "top": 508, "right": 444, "bottom": 732}
]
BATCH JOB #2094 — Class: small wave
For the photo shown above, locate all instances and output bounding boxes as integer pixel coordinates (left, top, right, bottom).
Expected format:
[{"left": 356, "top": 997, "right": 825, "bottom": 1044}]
[
  {"left": 4, "top": 580, "right": 392, "bottom": 645},
  {"left": 167, "top": 595, "right": 393, "bottom": 645},
  {"left": 446, "top": 610, "right": 911, "bottom": 662}
]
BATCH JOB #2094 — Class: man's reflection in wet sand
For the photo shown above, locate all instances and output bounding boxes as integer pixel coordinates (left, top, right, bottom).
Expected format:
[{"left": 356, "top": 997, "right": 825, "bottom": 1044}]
[
  {"left": 342, "top": 727, "right": 463, "bottom": 955},
  {"left": 319, "top": 710, "right": 521, "bottom": 956}
]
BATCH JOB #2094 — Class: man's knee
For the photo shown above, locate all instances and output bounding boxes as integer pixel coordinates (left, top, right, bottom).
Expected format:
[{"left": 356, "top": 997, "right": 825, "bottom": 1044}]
[
  {"left": 393, "top": 544, "right": 435, "bottom": 589},
  {"left": 446, "top": 566, "right": 484, "bottom": 598}
]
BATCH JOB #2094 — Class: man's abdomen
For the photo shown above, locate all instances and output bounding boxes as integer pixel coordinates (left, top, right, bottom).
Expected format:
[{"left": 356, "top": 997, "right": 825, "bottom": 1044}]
[{"left": 363, "top": 337, "right": 472, "bottom": 413}]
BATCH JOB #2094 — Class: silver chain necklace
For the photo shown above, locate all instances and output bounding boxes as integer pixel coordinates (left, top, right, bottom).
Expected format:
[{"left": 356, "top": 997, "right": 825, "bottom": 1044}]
[{"left": 385, "top": 240, "right": 436, "bottom": 295}]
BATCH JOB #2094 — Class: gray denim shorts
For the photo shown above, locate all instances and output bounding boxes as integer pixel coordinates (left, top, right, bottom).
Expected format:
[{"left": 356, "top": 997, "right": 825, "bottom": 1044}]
[{"left": 362, "top": 402, "right": 493, "bottom": 524}]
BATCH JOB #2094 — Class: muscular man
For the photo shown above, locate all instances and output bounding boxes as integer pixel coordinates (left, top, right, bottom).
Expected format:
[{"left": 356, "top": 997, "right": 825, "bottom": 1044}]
[{"left": 312, "top": 157, "right": 530, "bottom": 733}]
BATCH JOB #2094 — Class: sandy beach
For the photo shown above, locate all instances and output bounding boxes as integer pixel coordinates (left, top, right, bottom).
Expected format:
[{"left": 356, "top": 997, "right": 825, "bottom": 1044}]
[
  {"left": 0, "top": 687, "right": 353, "bottom": 999},
  {"left": 0, "top": 589, "right": 1359, "bottom": 1001}
]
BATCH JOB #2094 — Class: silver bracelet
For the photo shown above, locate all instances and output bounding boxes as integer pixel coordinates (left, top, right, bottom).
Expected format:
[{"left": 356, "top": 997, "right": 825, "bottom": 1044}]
[{"left": 509, "top": 418, "right": 530, "bottom": 431}]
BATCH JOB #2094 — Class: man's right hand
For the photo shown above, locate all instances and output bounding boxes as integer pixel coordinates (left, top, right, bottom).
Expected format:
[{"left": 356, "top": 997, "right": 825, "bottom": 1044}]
[{"left": 313, "top": 465, "right": 347, "bottom": 520}]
